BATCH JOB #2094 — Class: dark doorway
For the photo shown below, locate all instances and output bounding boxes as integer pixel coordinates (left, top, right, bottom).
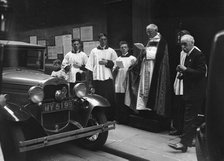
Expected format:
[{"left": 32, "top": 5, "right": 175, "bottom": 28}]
[{"left": 106, "top": 0, "right": 132, "bottom": 52}]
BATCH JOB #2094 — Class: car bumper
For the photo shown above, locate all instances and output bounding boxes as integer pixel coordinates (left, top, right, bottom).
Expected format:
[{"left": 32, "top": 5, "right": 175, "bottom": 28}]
[{"left": 19, "top": 121, "right": 115, "bottom": 152}]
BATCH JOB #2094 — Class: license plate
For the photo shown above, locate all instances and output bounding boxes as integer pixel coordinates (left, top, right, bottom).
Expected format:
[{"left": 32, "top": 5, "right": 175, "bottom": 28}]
[{"left": 42, "top": 100, "right": 73, "bottom": 113}]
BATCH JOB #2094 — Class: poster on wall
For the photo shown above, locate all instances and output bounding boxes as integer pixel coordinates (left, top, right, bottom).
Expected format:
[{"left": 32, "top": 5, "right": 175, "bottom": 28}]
[
  {"left": 62, "top": 34, "right": 72, "bottom": 55},
  {"left": 83, "top": 41, "right": 99, "bottom": 56},
  {"left": 55, "top": 46, "right": 63, "bottom": 55},
  {"left": 47, "top": 46, "right": 57, "bottom": 59},
  {"left": 30, "top": 36, "right": 37, "bottom": 44},
  {"left": 55, "top": 34, "right": 72, "bottom": 55},
  {"left": 80, "top": 26, "right": 93, "bottom": 41},
  {"left": 55, "top": 35, "right": 63, "bottom": 47},
  {"left": 38, "top": 40, "right": 47, "bottom": 46},
  {"left": 73, "top": 28, "right": 80, "bottom": 39}
]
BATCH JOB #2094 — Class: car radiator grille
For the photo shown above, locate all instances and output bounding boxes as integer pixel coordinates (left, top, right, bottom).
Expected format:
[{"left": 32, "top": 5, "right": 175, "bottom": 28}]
[
  {"left": 42, "top": 84, "right": 70, "bottom": 131},
  {"left": 42, "top": 111, "right": 69, "bottom": 130}
]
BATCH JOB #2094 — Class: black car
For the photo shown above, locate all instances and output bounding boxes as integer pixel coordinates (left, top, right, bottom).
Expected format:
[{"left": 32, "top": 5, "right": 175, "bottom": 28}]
[
  {"left": 196, "top": 31, "right": 224, "bottom": 161},
  {"left": 0, "top": 40, "right": 115, "bottom": 161}
]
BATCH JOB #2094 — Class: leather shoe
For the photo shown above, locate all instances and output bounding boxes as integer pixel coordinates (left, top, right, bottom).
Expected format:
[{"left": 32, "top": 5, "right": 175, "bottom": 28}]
[{"left": 168, "top": 143, "right": 187, "bottom": 152}]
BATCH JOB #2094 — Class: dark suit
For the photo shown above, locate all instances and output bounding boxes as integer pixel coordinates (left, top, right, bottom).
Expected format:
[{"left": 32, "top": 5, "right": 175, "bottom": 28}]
[{"left": 180, "top": 47, "right": 206, "bottom": 146}]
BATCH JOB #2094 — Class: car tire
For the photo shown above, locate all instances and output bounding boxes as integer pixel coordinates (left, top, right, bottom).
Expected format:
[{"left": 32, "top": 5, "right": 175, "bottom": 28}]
[
  {"left": 78, "top": 110, "right": 108, "bottom": 150},
  {"left": 0, "top": 121, "right": 26, "bottom": 161}
]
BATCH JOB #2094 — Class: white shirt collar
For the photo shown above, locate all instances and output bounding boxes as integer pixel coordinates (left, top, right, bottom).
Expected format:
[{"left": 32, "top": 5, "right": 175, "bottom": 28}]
[
  {"left": 187, "top": 46, "right": 201, "bottom": 56},
  {"left": 122, "top": 52, "right": 128, "bottom": 56},
  {"left": 187, "top": 47, "right": 194, "bottom": 56}
]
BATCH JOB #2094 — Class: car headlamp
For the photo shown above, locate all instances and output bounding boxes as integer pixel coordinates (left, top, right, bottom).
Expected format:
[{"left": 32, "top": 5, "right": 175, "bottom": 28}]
[
  {"left": 73, "top": 83, "right": 87, "bottom": 98},
  {"left": 28, "top": 86, "right": 44, "bottom": 104}
]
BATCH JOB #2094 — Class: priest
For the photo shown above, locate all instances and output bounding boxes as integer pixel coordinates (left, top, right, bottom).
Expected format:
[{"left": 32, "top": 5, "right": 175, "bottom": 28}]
[{"left": 125, "top": 24, "right": 171, "bottom": 117}]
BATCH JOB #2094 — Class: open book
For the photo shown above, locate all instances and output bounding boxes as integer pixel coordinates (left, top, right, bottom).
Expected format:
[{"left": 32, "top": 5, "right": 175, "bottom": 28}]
[
  {"left": 134, "top": 43, "right": 145, "bottom": 50},
  {"left": 116, "top": 60, "right": 124, "bottom": 68}
]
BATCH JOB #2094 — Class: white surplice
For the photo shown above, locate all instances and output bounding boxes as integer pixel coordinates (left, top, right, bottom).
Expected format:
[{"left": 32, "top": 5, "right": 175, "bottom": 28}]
[{"left": 136, "top": 33, "right": 160, "bottom": 110}]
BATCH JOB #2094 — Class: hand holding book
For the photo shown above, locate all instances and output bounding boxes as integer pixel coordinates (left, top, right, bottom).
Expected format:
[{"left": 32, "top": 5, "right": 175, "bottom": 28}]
[
  {"left": 116, "top": 61, "right": 124, "bottom": 68},
  {"left": 134, "top": 43, "right": 145, "bottom": 50}
]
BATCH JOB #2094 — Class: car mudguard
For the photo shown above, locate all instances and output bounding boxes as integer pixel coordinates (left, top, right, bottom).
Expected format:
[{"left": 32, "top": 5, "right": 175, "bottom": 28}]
[
  {"left": 84, "top": 94, "right": 111, "bottom": 110},
  {"left": 73, "top": 94, "right": 110, "bottom": 127},
  {"left": 0, "top": 102, "right": 31, "bottom": 122}
]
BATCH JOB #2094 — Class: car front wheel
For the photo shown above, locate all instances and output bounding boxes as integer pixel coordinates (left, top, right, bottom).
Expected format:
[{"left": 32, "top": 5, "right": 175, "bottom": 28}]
[
  {"left": 79, "top": 110, "right": 108, "bottom": 150},
  {"left": 0, "top": 121, "right": 26, "bottom": 161}
]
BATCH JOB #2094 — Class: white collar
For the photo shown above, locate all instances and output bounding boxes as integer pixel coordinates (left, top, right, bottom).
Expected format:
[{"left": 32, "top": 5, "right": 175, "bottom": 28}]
[
  {"left": 122, "top": 52, "right": 128, "bottom": 56},
  {"left": 187, "top": 46, "right": 201, "bottom": 56},
  {"left": 72, "top": 50, "right": 80, "bottom": 54}
]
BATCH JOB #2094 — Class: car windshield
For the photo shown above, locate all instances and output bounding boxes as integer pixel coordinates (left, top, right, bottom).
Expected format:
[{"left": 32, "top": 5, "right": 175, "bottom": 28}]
[{"left": 3, "top": 47, "right": 45, "bottom": 70}]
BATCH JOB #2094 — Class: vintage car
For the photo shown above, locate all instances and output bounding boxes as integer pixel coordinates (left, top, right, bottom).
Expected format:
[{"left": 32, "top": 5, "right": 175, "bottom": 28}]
[
  {"left": 0, "top": 40, "right": 115, "bottom": 161},
  {"left": 196, "top": 30, "right": 224, "bottom": 161}
]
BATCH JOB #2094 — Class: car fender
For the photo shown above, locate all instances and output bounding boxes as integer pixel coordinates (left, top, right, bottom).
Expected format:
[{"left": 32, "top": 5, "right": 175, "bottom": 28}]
[
  {"left": 0, "top": 102, "right": 31, "bottom": 122},
  {"left": 75, "top": 94, "right": 110, "bottom": 126},
  {"left": 83, "top": 94, "right": 111, "bottom": 110}
]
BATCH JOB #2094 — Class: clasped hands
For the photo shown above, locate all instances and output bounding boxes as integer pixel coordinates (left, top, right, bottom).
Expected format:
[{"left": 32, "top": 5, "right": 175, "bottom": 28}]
[
  {"left": 99, "top": 58, "right": 108, "bottom": 65},
  {"left": 73, "top": 62, "right": 82, "bottom": 68},
  {"left": 176, "top": 64, "right": 187, "bottom": 72}
]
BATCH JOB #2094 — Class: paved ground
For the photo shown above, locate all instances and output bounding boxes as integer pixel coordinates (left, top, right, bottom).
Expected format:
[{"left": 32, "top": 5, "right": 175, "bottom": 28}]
[
  {"left": 0, "top": 123, "right": 197, "bottom": 161},
  {"left": 105, "top": 124, "right": 197, "bottom": 161}
]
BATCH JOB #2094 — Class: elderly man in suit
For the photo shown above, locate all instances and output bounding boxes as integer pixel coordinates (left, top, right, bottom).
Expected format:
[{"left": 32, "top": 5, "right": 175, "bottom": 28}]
[{"left": 169, "top": 34, "right": 207, "bottom": 152}]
